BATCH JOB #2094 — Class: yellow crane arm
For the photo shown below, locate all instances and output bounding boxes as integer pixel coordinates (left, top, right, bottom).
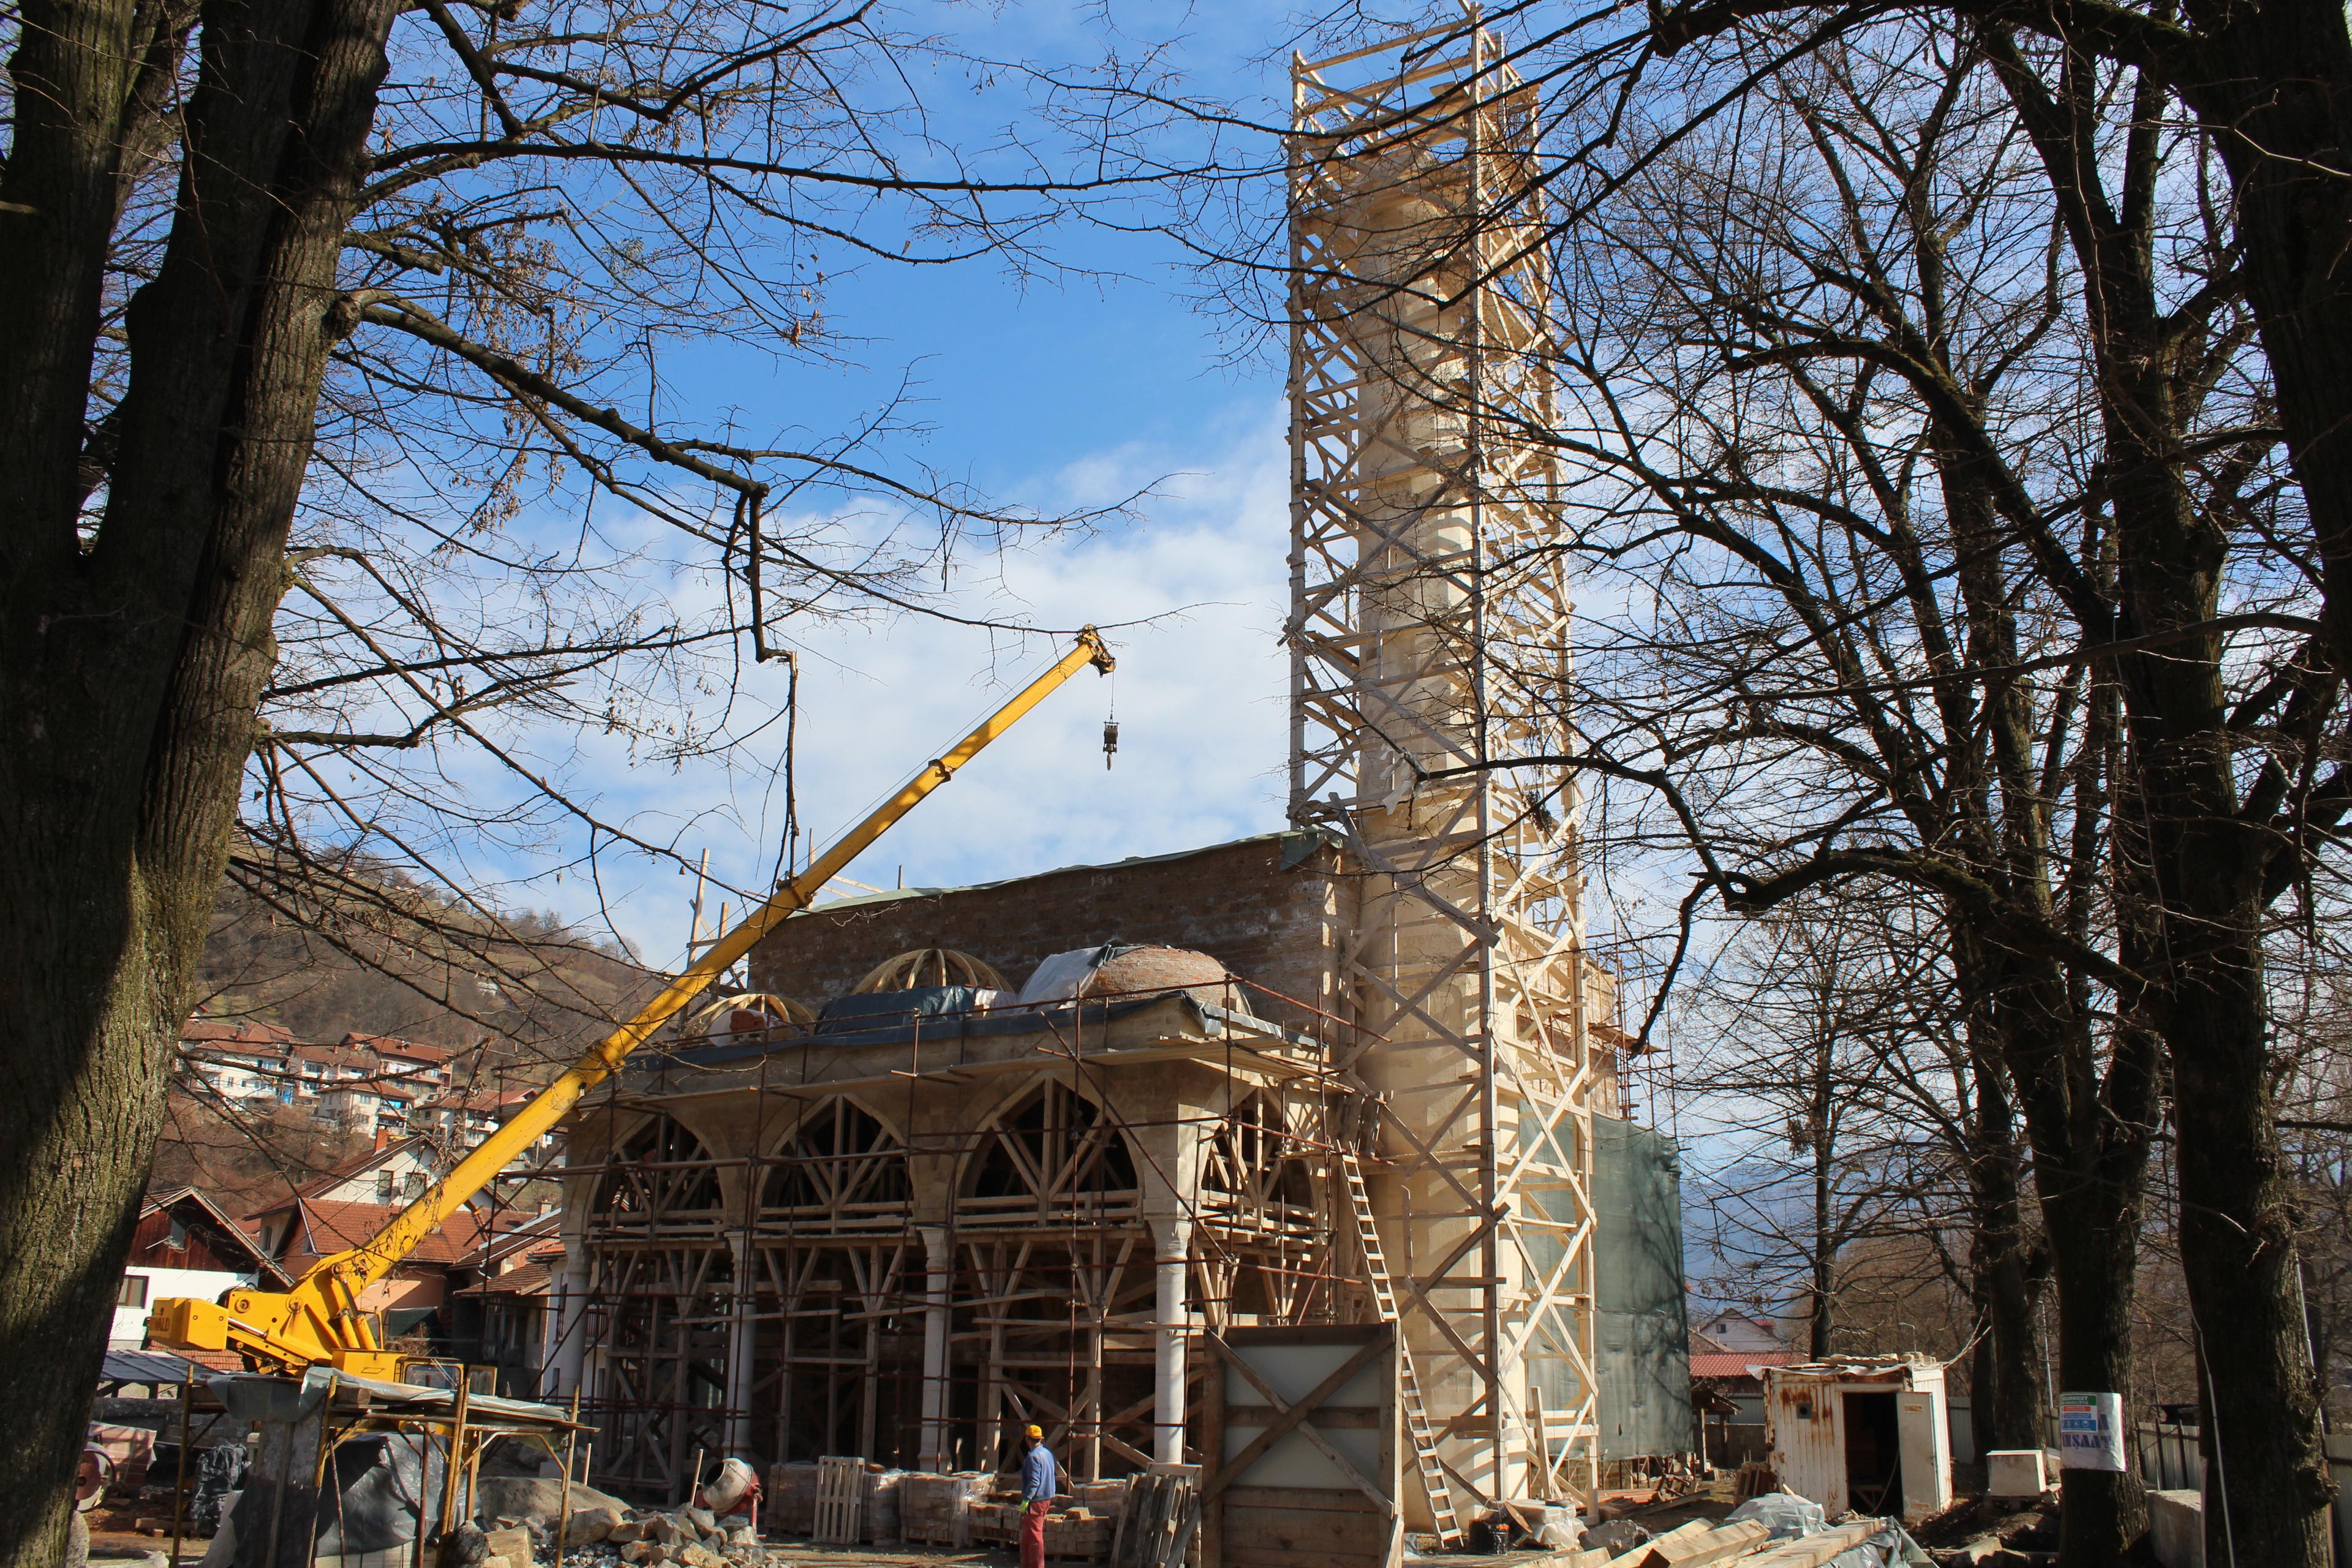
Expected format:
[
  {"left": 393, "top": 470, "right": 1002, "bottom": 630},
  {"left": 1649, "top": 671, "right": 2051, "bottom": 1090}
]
[{"left": 151, "top": 628, "right": 1114, "bottom": 1378}]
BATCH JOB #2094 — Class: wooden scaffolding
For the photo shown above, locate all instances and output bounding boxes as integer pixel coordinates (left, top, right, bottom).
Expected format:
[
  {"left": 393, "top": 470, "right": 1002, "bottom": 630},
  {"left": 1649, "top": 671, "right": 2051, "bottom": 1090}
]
[
  {"left": 552, "top": 995, "right": 1366, "bottom": 1502},
  {"left": 1287, "top": 16, "right": 1604, "bottom": 1515}
]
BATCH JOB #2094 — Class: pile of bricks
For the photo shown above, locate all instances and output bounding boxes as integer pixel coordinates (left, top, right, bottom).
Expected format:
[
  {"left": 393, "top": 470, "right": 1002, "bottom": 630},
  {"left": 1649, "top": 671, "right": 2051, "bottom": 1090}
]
[{"left": 900, "top": 1473, "right": 990, "bottom": 1545}]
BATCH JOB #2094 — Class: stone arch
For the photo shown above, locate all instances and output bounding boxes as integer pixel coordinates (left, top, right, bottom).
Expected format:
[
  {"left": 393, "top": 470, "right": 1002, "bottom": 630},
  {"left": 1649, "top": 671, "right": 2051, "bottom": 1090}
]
[
  {"left": 1197, "top": 1090, "right": 1329, "bottom": 1322},
  {"left": 959, "top": 1076, "right": 1142, "bottom": 1228},
  {"left": 577, "top": 1110, "right": 733, "bottom": 1496},
  {"left": 758, "top": 1097, "right": 912, "bottom": 1227},
  {"left": 1199, "top": 1091, "right": 1317, "bottom": 1218},
  {"left": 586, "top": 1113, "right": 726, "bottom": 1232}
]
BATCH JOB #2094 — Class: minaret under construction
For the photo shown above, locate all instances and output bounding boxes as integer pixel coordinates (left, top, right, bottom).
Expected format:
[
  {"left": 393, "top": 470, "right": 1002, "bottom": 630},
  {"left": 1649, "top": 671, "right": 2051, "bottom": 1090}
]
[{"left": 1286, "top": 19, "right": 1605, "bottom": 1513}]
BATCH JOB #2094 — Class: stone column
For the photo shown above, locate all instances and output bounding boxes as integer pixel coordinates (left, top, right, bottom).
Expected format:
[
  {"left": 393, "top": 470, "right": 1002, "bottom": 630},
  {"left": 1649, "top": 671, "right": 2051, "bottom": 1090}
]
[
  {"left": 1151, "top": 1216, "right": 1194, "bottom": 1465},
  {"left": 725, "top": 1235, "right": 759, "bottom": 1455},
  {"left": 551, "top": 1244, "right": 591, "bottom": 1399},
  {"left": 919, "top": 1225, "right": 953, "bottom": 1470}
]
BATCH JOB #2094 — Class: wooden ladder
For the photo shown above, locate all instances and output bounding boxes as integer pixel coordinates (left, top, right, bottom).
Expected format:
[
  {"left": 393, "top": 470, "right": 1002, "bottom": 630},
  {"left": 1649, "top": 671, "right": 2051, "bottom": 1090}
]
[{"left": 1338, "top": 1150, "right": 1465, "bottom": 1548}]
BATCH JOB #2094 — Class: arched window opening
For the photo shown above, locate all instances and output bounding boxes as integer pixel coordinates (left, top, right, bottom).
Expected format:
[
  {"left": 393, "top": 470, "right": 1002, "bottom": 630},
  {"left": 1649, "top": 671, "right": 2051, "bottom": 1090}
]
[
  {"left": 963, "top": 1082, "right": 1139, "bottom": 1223},
  {"left": 590, "top": 1116, "right": 723, "bottom": 1226},
  {"left": 1200, "top": 1094, "right": 1317, "bottom": 1225},
  {"left": 761, "top": 1099, "right": 910, "bottom": 1222}
]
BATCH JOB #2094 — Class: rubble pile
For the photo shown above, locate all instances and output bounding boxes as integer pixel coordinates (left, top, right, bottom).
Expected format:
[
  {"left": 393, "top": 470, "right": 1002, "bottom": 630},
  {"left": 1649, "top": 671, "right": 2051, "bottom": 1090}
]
[{"left": 536, "top": 1506, "right": 775, "bottom": 1568}]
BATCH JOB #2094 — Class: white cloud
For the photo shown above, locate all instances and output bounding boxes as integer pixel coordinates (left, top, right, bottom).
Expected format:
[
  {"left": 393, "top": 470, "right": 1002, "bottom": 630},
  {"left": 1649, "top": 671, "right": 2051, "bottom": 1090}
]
[{"left": 519, "top": 397, "right": 1294, "bottom": 967}]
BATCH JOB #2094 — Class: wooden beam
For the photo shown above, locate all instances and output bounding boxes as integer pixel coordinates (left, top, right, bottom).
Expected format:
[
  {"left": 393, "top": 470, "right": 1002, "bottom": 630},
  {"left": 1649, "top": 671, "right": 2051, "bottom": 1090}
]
[{"left": 1627, "top": 1519, "right": 1771, "bottom": 1568}]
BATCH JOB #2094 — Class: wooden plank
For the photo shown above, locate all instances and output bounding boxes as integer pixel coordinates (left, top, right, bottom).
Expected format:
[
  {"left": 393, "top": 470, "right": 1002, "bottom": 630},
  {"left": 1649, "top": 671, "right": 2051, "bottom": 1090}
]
[
  {"left": 1218, "top": 1406, "right": 1384, "bottom": 1430},
  {"left": 1739, "top": 1522, "right": 1884, "bottom": 1568},
  {"left": 1608, "top": 1521, "right": 1709, "bottom": 1564},
  {"left": 1221, "top": 1324, "right": 1391, "bottom": 1347},
  {"left": 1631, "top": 1519, "right": 1771, "bottom": 1568},
  {"left": 1221, "top": 1485, "right": 1393, "bottom": 1513}
]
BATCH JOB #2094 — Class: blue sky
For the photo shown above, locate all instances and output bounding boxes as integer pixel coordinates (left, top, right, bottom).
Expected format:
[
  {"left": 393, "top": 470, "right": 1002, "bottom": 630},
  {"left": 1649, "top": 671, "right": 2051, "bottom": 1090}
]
[{"left": 492, "top": 4, "right": 1311, "bottom": 968}]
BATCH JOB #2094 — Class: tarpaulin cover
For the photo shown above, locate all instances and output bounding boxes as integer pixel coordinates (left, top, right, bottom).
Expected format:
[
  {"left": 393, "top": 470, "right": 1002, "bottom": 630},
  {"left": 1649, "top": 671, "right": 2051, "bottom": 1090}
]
[
  {"left": 315, "top": 1432, "right": 442, "bottom": 1553},
  {"left": 1727, "top": 1493, "right": 1826, "bottom": 1540},
  {"left": 816, "top": 986, "right": 992, "bottom": 1029},
  {"left": 100, "top": 1349, "right": 203, "bottom": 1387},
  {"left": 1826, "top": 1523, "right": 1934, "bottom": 1568},
  {"left": 1595, "top": 1117, "right": 1696, "bottom": 1459}
]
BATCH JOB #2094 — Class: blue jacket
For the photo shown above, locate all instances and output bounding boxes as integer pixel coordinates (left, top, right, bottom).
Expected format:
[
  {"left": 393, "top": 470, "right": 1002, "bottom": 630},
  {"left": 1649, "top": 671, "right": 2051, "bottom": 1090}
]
[{"left": 1022, "top": 1442, "right": 1057, "bottom": 1504}]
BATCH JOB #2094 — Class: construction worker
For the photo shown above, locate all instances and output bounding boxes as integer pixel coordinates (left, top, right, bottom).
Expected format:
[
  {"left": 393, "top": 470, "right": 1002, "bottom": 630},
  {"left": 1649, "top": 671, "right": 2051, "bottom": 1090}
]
[{"left": 1019, "top": 1422, "right": 1060, "bottom": 1568}]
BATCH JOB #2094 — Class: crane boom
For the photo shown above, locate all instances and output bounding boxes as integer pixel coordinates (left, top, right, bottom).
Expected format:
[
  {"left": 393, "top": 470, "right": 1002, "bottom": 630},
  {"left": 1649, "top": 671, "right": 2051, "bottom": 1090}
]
[{"left": 151, "top": 628, "right": 1114, "bottom": 1378}]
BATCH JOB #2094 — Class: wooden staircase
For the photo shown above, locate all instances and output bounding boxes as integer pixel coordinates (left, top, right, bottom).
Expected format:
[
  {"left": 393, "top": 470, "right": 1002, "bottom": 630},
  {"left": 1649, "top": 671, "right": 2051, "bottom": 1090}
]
[{"left": 1338, "top": 1150, "right": 1465, "bottom": 1548}]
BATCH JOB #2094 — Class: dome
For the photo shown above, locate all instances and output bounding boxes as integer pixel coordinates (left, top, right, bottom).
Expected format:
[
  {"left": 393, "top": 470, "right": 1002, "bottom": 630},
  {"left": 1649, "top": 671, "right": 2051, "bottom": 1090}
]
[
  {"left": 684, "top": 991, "right": 813, "bottom": 1043},
  {"left": 854, "top": 948, "right": 1009, "bottom": 993},
  {"left": 1014, "top": 943, "right": 1251, "bottom": 1014}
]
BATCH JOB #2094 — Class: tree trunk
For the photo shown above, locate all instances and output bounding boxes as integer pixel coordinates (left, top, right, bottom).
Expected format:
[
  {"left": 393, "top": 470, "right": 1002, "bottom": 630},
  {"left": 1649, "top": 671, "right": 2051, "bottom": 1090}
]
[
  {"left": 2168, "top": 932, "right": 2334, "bottom": 1562},
  {"left": 2179, "top": 0, "right": 2352, "bottom": 689},
  {"left": 2041, "top": 1185, "right": 2148, "bottom": 1566},
  {"left": 1812, "top": 1093, "right": 1835, "bottom": 1359},
  {"left": 2162, "top": 15, "right": 2352, "bottom": 1549},
  {"left": 0, "top": 0, "right": 399, "bottom": 1555},
  {"left": 1967, "top": 1065, "right": 2047, "bottom": 1452},
  {"left": 1998, "top": 960, "right": 2157, "bottom": 1568}
]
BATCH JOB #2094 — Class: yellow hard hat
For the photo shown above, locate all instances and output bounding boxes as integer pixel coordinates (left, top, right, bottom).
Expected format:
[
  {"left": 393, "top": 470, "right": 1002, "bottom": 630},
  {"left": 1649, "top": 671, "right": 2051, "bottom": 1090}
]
[{"left": 1025, "top": 1424, "right": 1044, "bottom": 1440}]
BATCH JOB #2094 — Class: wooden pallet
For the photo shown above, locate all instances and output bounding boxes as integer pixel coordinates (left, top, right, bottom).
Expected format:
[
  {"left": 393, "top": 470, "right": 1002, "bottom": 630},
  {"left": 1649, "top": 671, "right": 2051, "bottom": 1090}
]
[
  {"left": 1109, "top": 1470, "right": 1200, "bottom": 1568},
  {"left": 813, "top": 1455, "right": 864, "bottom": 1545}
]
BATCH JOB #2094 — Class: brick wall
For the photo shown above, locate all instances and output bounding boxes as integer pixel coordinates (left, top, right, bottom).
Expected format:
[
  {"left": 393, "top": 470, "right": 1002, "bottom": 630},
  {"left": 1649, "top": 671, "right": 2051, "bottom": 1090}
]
[{"left": 748, "top": 831, "right": 1354, "bottom": 1031}]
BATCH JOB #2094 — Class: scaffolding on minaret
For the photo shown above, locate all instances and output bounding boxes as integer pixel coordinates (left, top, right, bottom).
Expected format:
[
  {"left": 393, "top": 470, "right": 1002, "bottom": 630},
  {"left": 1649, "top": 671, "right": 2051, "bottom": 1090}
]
[{"left": 1286, "top": 14, "right": 1604, "bottom": 1517}]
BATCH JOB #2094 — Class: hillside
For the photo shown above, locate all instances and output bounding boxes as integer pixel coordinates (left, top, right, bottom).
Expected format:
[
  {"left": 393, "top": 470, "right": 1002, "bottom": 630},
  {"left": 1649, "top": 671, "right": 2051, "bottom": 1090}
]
[
  {"left": 159, "top": 851, "right": 668, "bottom": 1216},
  {"left": 195, "top": 850, "right": 659, "bottom": 1074}
]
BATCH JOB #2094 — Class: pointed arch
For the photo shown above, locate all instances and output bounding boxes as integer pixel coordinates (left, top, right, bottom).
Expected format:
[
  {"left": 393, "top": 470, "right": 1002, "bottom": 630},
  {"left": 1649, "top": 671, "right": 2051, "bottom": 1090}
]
[
  {"left": 758, "top": 1098, "right": 911, "bottom": 1231},
  {"left": 587, "top": 1114, "right": 725, "bottom": 1232},
  {"left": 1199, "top": 1091, "right": 1330, "bottom": 1323},
  {"left": 1199, "top": 1091, "right": 1318, "bottom": 1221},
  {"left": 961, "top": 1079, "right": 1141, "bottom": 1227}
]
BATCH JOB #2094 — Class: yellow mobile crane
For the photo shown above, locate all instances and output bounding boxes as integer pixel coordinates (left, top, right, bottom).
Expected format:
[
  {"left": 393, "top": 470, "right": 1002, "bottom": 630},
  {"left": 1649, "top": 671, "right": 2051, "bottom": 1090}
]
[{"left": 150, "top": 629, "right": 1115, "bottom": 1380}]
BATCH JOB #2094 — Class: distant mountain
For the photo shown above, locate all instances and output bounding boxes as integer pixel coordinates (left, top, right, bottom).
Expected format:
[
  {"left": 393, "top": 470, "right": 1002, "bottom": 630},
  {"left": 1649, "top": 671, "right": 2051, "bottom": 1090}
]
[{"left": 195, "top": 850, "right": 658, "bottom": 1077}]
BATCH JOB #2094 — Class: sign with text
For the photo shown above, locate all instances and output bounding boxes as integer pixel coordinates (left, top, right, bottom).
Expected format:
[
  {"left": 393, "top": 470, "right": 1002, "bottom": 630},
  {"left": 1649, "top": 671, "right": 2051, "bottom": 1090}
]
[{"left": 2058, "top": 1391, "right": 2127, "bottom": 1471}]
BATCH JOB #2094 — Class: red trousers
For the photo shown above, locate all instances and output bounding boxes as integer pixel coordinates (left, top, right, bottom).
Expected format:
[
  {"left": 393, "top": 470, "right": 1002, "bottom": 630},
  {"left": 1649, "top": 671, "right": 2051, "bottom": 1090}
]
[{"left": 1022, "top": 1499, "right": 1049, "bottom": 1568}]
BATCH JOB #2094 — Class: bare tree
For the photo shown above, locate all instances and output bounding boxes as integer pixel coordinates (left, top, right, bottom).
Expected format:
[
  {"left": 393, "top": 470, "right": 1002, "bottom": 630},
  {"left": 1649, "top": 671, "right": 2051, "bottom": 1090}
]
[
  {"left": 1627, "top": 0, "right": 2352, "bottom": 704},
  {"left": 1492, "top": 23, "right": 2268, "bottom": 1559},
  {"left": 1421, "top": 4, "right": 2351, "bottom": 1553},
  {"left": 0, "top": 0, "right": 1209, "bottom": 1555},
  {"left": 1681, "top": 891, "right": 2050, "bottom": 1443},
  {"left": 1680, "top": 898, "right": 1991, "bottom": 1361}
]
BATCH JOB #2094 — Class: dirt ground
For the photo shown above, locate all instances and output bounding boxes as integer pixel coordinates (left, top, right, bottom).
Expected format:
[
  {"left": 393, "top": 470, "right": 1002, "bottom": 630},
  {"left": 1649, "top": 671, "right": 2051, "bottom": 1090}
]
[{"left": 86, "top": 1479, "right": 1741, "bottom": 1567}]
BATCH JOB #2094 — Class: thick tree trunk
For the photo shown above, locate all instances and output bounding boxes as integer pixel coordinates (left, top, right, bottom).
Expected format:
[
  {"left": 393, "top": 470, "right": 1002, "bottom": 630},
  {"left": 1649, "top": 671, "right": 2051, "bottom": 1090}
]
[
  {"left": 1956, "top": 982, "right": 2048, "bottom": 1451},
  {"left": 2163, "top": 17, "right": 2351, "bottom": 1555},
  {"left": 2041, "top": 1188, "right": 2147, "bottom": 1566},
  {"left": 0, "top": 0, "right": 398, "bottom": 1556},
  {"left": 2179, "top": 0, "right": 2352, "bottom": 690},
  {"left": 1967, "top": 1072, "right": 2047, "bottom": 1452},
  {"left": 2168, "top": 933, "right": 2334, "bottom": 1562},
  {"left": 1999, "top": 962, "right": 2156, "bottom": 1568}
]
